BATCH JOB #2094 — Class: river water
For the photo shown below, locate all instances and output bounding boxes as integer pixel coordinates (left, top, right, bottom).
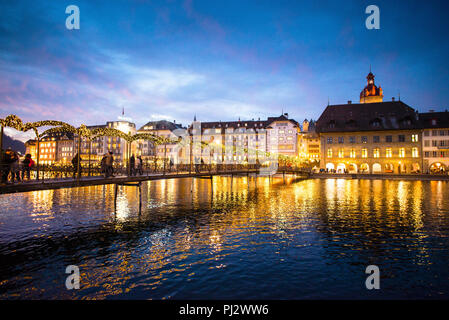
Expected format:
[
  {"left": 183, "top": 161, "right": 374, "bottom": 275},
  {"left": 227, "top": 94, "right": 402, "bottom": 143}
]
[{"left": 1, "top": 176, "right": 449, "bottom": 299}]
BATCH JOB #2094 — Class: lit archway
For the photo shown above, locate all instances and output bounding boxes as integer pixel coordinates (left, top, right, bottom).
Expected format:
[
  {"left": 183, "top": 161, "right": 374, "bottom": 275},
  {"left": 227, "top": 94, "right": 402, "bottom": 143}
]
[
  {"left": 360, "top": 163, "right": 369, "bottom": 173},
  {"left": 398, "top": 163, "right": 406, "bottom": 174},
  {"left": 326, "top": 163, "right": 335, "bottom": 172},
  {"left": 430, "top": 162, "right": 446, "bottom": 174},
  {"left": 412, "top": 163, "right": 420, "bottom": 173},
  {"left": 336, "top": 163, "right": 346, "bottom": 173},
  {"left": 348, "top": 163, "right": 358, "bottom": 173},
  {"left": 384, "top": 163, "right": 394, "bottom": 173},
  {"left": 372, "top": 163, "right": 382, "bottom": 173}
]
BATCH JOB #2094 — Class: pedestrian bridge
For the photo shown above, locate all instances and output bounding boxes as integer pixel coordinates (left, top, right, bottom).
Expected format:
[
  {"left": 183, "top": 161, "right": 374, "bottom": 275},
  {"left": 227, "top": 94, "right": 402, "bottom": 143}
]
[{"left": 0, "top": 168, "right": 310, "bottom": 195}]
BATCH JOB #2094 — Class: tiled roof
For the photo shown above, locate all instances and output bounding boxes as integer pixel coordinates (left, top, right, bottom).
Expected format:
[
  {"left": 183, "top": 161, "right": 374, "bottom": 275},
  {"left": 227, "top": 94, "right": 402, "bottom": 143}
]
[
  {"left": 197, "top": 115, "right": 299, "bottom": 131},
  {"left": 316, "top": 101, "right": 420, "bottom": 133}
]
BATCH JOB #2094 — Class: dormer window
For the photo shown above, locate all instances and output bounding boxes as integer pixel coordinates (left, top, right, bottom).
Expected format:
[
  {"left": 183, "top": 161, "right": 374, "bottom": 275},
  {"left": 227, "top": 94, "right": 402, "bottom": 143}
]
[
  {"left": 370, "top": 118, "right": 381, "bottom": 127},
  {"left": 346, "top": 119, "right": 357, "bottom": 127},
  {"left": 328, "top": 120, "right": 336, "bottom": 129},
  {"left": 431, "top": 119, "right": 437, "bottom": 126},
  {"left": 400, "top": 116, "right": 412, "bottom": 126}
]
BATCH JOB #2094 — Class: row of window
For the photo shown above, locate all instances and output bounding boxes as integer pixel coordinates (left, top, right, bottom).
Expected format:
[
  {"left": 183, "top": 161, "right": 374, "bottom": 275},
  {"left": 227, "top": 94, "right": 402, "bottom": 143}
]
[
  {"left": 424, "top": 140, "right": 449, "bottom": 147},
  {"left": 327, "top": 147, "right": 419, "bottom": 158},
  {"left": 40, "top": 142, "right": 56, "bottom": 147},
  {"left": 424, "top": 130, "right": 449, "bottom": 137},
  {"left": 424, "top": 151, "right": 449, "bottom": 158},
  {"left": 271, "top": 137, "right": 294, "bottom": 141},
  {"left": 40, "top": 148, "right": 55, "bottom": 153},
  {"left": 227, "top": 135, "right": 265, "bottom": 140},
  {"left": 326, "top": 134, "right": 419, "bottom": 144}
]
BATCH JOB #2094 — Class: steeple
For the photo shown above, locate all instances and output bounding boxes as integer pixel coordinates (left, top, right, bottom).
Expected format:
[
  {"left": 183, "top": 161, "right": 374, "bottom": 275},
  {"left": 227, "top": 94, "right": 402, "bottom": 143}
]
[{"left": 360, "top": 69, "right": 383, "bottom": 103}]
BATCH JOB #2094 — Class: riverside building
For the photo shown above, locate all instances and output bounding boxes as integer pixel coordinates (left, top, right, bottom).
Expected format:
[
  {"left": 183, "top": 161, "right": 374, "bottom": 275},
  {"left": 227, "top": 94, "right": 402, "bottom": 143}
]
[
  {"left": 316, "top": 71, "right": 423, "bottom": 174},
  {"left": 190, "top": 114, "right": 301, "bottom": 165},
  {"left": 419, "top": 111, "right": 449, "bottom": 173}
]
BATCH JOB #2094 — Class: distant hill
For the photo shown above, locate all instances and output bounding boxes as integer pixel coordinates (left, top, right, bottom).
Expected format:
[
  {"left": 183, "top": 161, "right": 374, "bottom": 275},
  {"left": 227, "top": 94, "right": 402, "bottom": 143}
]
[{"left": 2, "top": 134, "right": 26, "bottom": 154}]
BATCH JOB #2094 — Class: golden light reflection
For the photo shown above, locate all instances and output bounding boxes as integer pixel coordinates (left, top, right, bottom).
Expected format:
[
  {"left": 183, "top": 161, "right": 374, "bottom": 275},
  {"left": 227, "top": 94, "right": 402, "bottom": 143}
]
[{"left": 4, "top": 176, "right": 445, "bottom": 299}]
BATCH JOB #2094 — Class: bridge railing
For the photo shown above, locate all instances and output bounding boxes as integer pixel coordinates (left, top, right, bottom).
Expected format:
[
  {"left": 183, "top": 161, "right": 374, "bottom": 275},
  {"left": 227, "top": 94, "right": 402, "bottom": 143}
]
[{"left": 0, "top": 162, "right": 267, "bottom": 185}]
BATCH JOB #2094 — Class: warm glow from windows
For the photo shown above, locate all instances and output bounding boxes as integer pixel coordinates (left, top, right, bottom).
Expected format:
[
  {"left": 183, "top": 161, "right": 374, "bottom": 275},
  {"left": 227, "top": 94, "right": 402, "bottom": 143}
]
[
  {"left": 399, "top": 148, "right": 405, "bottom": 158},
  {"left": 412, "top": 147, "right": 419, "bottom": 158},
  {"left": 386, "top": 148, "right": 392, "bottom": 158},
  {"left": 362, "top": 148, "right": 368, "bottom": 158},
  {"left": 373, "top": 148, "right": 380, "bottom": 158},
  {"left": 350, "top": 149, "right": 356, "bottom": 158}
]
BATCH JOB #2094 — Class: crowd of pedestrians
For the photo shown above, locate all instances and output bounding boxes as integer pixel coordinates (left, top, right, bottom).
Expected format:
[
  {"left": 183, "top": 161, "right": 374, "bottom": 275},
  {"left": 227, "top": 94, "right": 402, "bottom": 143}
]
[
  {"left": 0, "top": 147, "right": 35, "bottom": 185},
  {"left": 2, "top": 147, "right": 168, "bottom": 186},
  {"left": 128, "top": 154, "right": 143, "bottom": 176}
]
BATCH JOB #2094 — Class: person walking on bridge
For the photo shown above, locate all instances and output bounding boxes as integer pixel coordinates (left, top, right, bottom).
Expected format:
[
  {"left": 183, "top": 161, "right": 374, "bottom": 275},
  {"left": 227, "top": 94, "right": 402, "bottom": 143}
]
[
  {"left": 100, "top": 154, "right": 107, "bottom": 177},
  {"left": 129, "top": 154, "right": 135, "bottom": 176},
  {"left": 136, "top": 155, "right": 143, "bottom": 175},
  {"left": 105, "top": 151, "right": 114, "bottom": 177},
  {"left": 10, "top": 151, "right": 21, "bottom": 183},
  {"left": 72, "top": 153, "right": 80, "bottom": 178},
  {"left": 21, "top": 154, "right": 33, "bottom": 181}
]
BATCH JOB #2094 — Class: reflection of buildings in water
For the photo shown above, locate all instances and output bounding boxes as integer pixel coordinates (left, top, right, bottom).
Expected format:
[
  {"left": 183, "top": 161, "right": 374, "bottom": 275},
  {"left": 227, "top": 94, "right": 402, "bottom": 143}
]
[
  {"left": 4, "top": 176, "right": 447, "bottom": 299},
  {"left": 115, "top": 189, "right": 131, "bottom": 222},
  {"left": 29, "top": 190, "right": 55, "bottom": 222}
]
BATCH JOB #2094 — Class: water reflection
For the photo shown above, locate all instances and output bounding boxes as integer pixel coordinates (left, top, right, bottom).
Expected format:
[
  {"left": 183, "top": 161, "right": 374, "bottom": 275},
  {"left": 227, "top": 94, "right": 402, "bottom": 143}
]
[{"left": 1, "top": 176, "right": 449, "bottom": 299}]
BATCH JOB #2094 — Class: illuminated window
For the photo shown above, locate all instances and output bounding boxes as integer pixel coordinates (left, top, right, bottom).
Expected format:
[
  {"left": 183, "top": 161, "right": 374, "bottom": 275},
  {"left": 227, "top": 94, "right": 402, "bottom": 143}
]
[
  {"left": 361, "top": 136, "right": 368, "bottom": 143},
  {"left": 361, "top": 148, "right": 368, "bottom": 158},
  {"left": 399, "top": 148, "right": 405, "bottom": 158},
  {"left": 412, "top": 147, "right": 419, "bottom": 158},
  {"left": 373, "top": 148, "right": 380, "bottom": 158},
  {"left": 412, "top": 134, "right": 419, "bottom": 142},
  {"left": 350, "top": 149, "right": 356, "bottom": 158},
  {"left": 327, "top": 149, "right": 333, "bottom": 158},
  {"left": 386, "top": 148, "right": 392, "bottom": 158},
  {"left": 338, "top": 149, "right": 344, "bottom": 158}
]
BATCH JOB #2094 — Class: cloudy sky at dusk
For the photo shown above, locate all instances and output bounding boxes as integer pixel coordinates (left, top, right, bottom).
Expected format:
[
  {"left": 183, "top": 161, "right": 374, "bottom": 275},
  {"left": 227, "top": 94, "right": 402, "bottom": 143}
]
[{"left": 1, "top": 0, "right": 449, "bottom": 141}]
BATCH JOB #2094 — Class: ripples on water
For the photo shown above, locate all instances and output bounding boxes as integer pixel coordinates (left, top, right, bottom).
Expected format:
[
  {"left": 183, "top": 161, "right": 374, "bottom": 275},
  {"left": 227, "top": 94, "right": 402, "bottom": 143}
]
[{"left": 1, "top": 176, "right": 449, "bottom": 299}]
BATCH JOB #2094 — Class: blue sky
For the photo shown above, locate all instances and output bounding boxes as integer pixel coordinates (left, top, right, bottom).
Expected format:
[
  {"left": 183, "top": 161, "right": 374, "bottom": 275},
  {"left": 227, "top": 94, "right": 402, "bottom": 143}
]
[{"left": 1, "top": 0, "right": 449, "bottom": 140}]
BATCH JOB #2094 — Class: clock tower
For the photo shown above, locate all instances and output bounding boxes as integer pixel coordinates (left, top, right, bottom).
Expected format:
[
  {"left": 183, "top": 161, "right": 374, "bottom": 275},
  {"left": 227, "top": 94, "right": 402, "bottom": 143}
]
[{"left": 360, "top": 70, "right": 383, "bottom": 103}]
